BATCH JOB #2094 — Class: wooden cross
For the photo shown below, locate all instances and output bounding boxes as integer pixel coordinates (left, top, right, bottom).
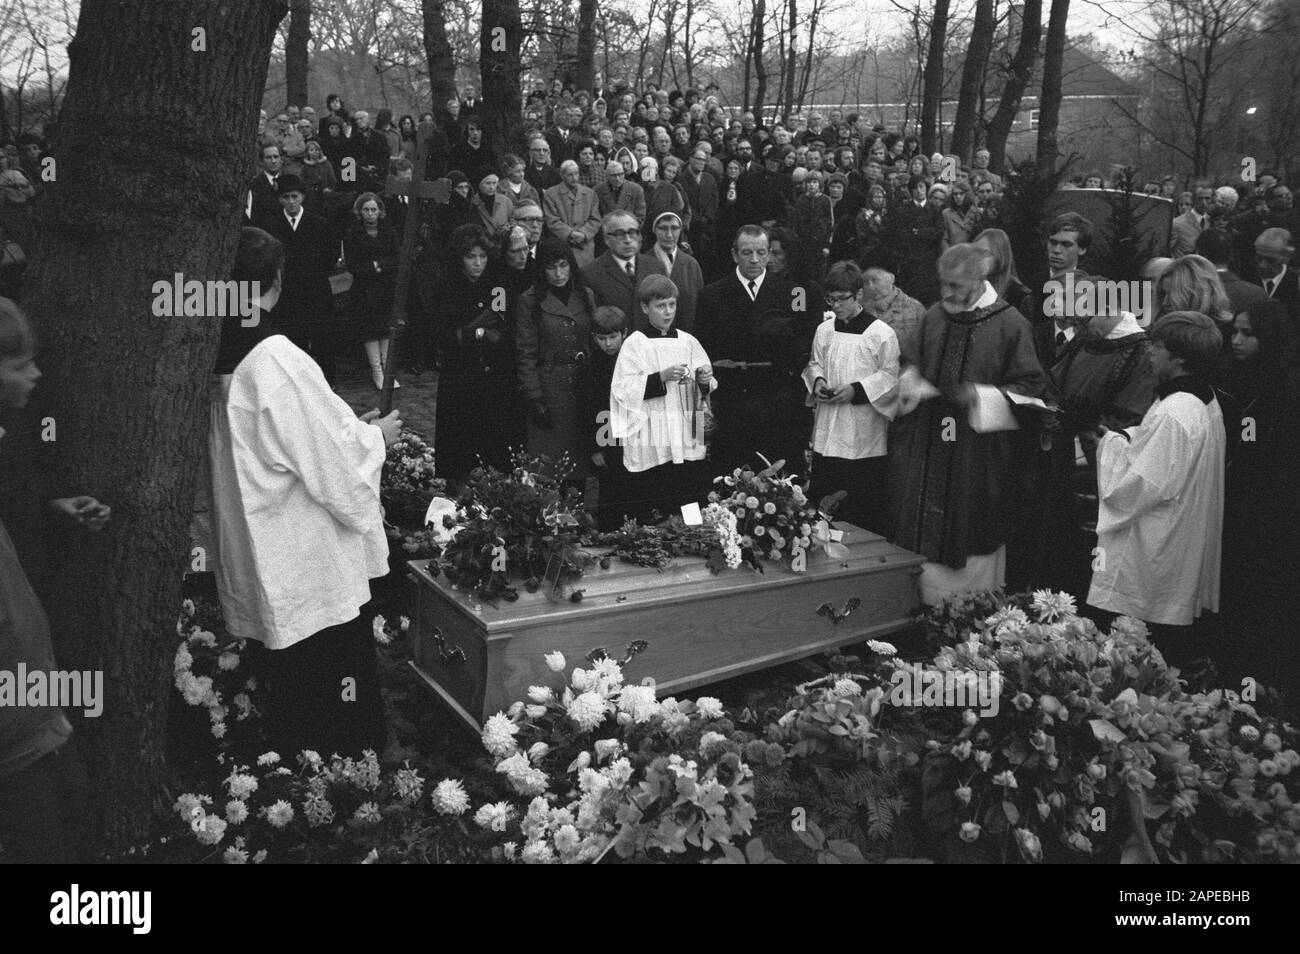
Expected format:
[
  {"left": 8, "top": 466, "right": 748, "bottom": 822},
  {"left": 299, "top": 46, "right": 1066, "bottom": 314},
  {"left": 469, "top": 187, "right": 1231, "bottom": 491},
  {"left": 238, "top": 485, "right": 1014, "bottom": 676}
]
[{"left": 379, "top": 121, "right": 450, "bottom": 414}]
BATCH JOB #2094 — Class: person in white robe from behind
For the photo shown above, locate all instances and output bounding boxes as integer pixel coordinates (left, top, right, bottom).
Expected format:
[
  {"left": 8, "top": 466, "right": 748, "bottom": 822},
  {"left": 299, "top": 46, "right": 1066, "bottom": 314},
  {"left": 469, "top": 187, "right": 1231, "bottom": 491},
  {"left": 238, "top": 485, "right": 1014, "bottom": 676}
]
[
  {"left": 1087, "top": 310, "right": 1225, "bottom": 667},
  {"left": 610, "top": 274, "right": 717, "bottom": 523}
]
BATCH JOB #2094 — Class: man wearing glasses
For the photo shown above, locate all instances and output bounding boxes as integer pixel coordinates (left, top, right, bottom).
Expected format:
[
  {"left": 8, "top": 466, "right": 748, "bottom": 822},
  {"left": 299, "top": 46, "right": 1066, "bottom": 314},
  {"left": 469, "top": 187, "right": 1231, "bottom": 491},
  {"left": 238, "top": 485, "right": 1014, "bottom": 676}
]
[
  {"left": 525, "top": 136, "right": 561, "bottom": 192},
  {"left": 511, "top": 201, "right": 545, "bottom": 262},
  {"left": 582, "top": 210, "right": 665, "bottom": 331}
]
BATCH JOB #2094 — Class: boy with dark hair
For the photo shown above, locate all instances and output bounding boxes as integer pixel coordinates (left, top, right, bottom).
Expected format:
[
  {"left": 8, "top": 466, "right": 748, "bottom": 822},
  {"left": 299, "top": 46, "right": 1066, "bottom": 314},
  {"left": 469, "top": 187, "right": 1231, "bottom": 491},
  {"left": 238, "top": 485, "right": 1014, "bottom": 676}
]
[
  {"left": 1087, "top": 311, "right": 1225, "bottom": 668},
  {"left": 587, "top": 305, "right": 633, "bottom": 531}
]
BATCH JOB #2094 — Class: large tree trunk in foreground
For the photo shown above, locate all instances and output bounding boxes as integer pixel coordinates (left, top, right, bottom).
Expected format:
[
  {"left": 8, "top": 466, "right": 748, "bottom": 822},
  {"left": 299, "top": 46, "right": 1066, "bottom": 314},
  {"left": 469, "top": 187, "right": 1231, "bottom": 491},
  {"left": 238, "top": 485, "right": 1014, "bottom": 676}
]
[
  {"left": 480, "top": 0, "right": 523, "bottom": 157},
  {"left": 422, "top": 0, "right": 458, "bottom": 109},
  {"left": 22, "top": 0, "right": 287, "bottom": 856}
]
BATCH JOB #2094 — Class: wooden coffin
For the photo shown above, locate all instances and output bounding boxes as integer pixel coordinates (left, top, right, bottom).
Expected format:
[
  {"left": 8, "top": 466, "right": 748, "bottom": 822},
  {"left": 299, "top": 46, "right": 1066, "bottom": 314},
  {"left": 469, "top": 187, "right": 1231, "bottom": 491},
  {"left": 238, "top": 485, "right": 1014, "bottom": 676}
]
[{"left": 407, "top": 523, "right": 924, "bottom": 730}]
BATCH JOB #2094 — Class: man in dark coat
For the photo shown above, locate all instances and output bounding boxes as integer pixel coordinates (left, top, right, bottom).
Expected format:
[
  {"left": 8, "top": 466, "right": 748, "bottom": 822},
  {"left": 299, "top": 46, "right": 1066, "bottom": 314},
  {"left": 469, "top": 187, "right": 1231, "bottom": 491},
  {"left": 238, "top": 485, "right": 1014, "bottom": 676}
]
[
  {"left": 246, "top": 143, "right": 283, "bottom": 228},
  {"left": 350, "top": 111, "right": 391, "bottom": 193},
  {"left": 1196, "top": 228, "right": 1266, "bottom": 315},
  {"left": 261, "top": 174, "right": 340, "bottom": 382},
  {"left": 451, "top": 117, "right": 497, "bottom": 187},
  {"left": 694, "top": 225, "right": 814, "bottom": 474},
  {"left": 1253, "top": 228, "right": 1300, "bottom": 322},
  {"left": 582, "top": 210, "right": 666, "bottom": 333},
  {"left": 524, "top": 138, "right": 562, "bottom": 193},
  {"left": 888, "top": 175, "right": 945, "bottom": 306},
  {"left": 681, "top": 147, "right": 720, "bottom": 277},
  {"left": 736, "top": 147, "right": 791, "bottom": 228}
]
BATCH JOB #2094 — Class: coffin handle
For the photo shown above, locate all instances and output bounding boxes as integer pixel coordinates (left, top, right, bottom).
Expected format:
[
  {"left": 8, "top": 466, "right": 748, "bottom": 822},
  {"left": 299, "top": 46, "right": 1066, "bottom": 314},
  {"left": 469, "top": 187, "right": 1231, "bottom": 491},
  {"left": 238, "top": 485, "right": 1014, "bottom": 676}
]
[{"left": 430, "top": 627, "right": 467, "bottom": 665}]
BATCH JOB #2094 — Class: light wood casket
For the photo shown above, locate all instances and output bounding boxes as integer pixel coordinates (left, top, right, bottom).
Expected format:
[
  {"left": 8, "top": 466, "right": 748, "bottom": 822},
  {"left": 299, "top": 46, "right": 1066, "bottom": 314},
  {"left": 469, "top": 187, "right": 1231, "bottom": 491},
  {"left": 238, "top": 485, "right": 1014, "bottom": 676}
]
[{"left": 408, "top": 522, "right": 923, "bottom": 729}]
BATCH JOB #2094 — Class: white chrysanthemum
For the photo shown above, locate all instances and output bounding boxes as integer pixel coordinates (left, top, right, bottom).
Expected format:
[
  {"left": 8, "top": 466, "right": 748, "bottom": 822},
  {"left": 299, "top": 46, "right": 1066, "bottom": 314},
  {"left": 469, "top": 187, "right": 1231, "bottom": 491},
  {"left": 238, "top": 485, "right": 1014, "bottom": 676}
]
[
  {"left": 617, "top": 684, "right": 660, "bottom": 723},
  {"left": 222, "top": 845, "right": 249, "bottom": 864},
  {"left": 1031, "top": 589, "right": 1077, "bottom": 622},
  {"left": 594, "top": 738, "right": 623, "bottom": 763},
  {"left": 372, "top": 615, "right": 392, "bottom": 645},
  {"left": 497, "top": 752, "right": 550, "bottom": 796},
  {"left": 544, "top": 652, "right": 567, "bottom": 672},
  {"left": 527, "top": 685, "right": 554, "bottom": 704},
  {"left": 1110, "top": 615, "right": 1150, "bottom": 639},
  {"left": 256, "top": 750, "right": 279, "bottom": 766},
  {"left": 194, "top": 814, "right": 227, "bottom": 846},
  {"left": 298, "top": 750, "right": 323, "bottom": 771},
  {"left": 353, "top": 801, "right": 382, "bottom": 824},
  {"left": 566, "top": 690, "right": 609, "bottom": 732},
  {"left": 502, "top": 842, "right": 518, "bottom": 861},
  {"left": 252, "top": 849, "right": 268, "bottom": 864},
  {"left": 481, "top": 712, "right": 520, "bottom": 758},
  {"left": 226, "top": 772, "right": 259, "bottom": 801},
  {"left": 225, "top": 799, "right": 249, "bottom": 825},
  {"left": 217, "top": 652, "right": 240, "bottom": 671},
  {"left": 831, "top": 678, "right": 863, "bottom": 697},
  {"left": 866, "top": 640, "right": 898, "bottom": 656},
  {"left": 399, "top": 616, "right": 410, "bottom": 632},
  {"left": 698, "top": 730, "right": 729, "bottom": 755},
  {"left": 181, "top": 599, "right": 196, "bottom": 618},
  {"left": 590, "top": 656, "right": 625, "bottom": 688},
  {"left": 190, "top": 630, "right": 218, "bottom": 648},
  {"left": 173, "top": 644, "right": 193, "bottom": 675},
  {"left": 473, "top": 801, "right": 515, "bottom": 830},
  {"left": 173, "top": 793, "right": 203, "bottom": 818},
  {"left": 527, "top": 742, "right": 551, "bottom": 763},
  {"left": 985, "top": 606, "right": 1029, "bottom": 635},
  {"left": 521, "top": 841, "right": 557, "bottom": 864},
  {"left": 553, "top": 824, "right": 581, "bottom": 856},
  {"left": 210, "top": 721, "right": 227, "bottom": 739},
  {"left": 264, "top": 800, "right": 295, "bottom": 829},
  {"left": 570, "top": 668, "right": 593, "bottom": 692},
  {"left": 694, "top": 696, "right": 724, "bottom": 719},
  {"left": 525, "top": 704, "right": 548, "bottom": 718}
]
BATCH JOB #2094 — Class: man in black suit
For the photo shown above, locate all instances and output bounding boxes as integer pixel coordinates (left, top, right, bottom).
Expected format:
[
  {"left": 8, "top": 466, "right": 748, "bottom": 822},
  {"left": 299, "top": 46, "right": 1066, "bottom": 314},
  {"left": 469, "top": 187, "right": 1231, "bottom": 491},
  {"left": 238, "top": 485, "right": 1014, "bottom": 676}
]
[
  {"left": 681, "top": 147, "right": 720, "bottom": 278},
  {"left": 350, "top": 111, "right": 391, "bottom": 193},
  {"left": 459, "top": 85, "right": 481, "bottom": 117},
  {"left": 262, "top": 174, "right": 340, "bottom": 382},
  {"left": 736, "top": 146, "right": 790, "bottom": 228},
  {"left": 695, "top": 225, "right": 814, "bottom": 474},
  {"left": 1032, "top": 212, "right": 1094, "bottom": 369},
  {"left": 582, "top": 210, "right": 665, "bottom": 332},
  {"left": 545, "top": 106, "right": 579, "bottom": 165},
  {"left": 889, "top": 175, "right": 945, "bottom": 307},
  {"left": 1253, "top": 228, "right": 1300, "bottom": 321},
  {"left": 246, "top": 143, "right": 283, "bottom": 228}
]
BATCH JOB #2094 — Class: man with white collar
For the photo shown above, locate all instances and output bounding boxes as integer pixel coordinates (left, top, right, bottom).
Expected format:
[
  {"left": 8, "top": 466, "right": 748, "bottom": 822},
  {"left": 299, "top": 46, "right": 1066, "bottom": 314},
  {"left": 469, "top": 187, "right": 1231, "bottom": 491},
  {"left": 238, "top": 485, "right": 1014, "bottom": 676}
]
[
  {"left": 1035, "top": 212, "right": 1094, "bottom": 366},
  {"left": 1252, "top": 228, "right": 1300, "bottom": 320},
  {"left": 246, "top": 143, "right": 283, "bottom": 227},
  {"left": 582, "top": 210, "right": 665, "bottom": 331}
]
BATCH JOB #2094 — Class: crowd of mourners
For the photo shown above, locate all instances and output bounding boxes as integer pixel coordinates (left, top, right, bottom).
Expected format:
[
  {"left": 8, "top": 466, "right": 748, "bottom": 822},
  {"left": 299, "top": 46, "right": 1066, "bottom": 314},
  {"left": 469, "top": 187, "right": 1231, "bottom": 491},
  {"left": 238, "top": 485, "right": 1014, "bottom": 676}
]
[{"left": 1, "top": 76, "right": 1298, "bottom": 863}]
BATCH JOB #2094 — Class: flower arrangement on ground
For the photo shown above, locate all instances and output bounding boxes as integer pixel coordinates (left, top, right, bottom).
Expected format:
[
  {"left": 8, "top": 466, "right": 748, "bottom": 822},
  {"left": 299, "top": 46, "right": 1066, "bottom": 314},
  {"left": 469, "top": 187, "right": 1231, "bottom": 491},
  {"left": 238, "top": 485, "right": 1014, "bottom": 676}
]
[
  {"left": 173, "top": 598, "right": 263, "bottom": 752},
  {"left": 474, "top": 646, "right": 758, "bottom": 862},
  {"left": 912, "top": 589, "right": 1300, "bottom": 863}
]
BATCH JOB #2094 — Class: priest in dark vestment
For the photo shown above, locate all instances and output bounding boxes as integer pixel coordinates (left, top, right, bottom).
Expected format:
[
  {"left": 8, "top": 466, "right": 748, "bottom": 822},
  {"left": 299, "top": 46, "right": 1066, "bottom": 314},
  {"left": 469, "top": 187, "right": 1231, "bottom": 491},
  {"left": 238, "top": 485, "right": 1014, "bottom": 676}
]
[
  {"left": 889, "top": 243, "right": 1046, "bottom": 605},
  {"left": 1010, "top": 308, "right": 1155, "bottom": 594}
]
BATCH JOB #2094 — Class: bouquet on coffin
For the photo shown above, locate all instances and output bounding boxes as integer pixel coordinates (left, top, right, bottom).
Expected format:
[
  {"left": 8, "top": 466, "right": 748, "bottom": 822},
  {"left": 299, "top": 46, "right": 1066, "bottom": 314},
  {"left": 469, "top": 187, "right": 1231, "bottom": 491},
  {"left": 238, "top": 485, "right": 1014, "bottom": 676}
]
[
  {"left": 430, "top": 451, "right": 597, "bottom": 604},
  {"left": 704, "top": 454, "right": 850, "bottom": 573}
]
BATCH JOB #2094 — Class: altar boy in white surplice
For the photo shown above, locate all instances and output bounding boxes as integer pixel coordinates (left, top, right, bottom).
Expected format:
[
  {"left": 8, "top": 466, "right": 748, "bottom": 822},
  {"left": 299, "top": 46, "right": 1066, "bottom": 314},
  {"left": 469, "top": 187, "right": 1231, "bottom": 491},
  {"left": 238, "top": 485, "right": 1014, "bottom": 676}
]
[
  {"left": 1087, "top": 311, "right": 1225, "bottom": 670},
  {"left": 802, "top": 261, "right": 900, "bottom": 534},
  {"left": 611, "top": 274, "right": 717, "bottom": 523}
]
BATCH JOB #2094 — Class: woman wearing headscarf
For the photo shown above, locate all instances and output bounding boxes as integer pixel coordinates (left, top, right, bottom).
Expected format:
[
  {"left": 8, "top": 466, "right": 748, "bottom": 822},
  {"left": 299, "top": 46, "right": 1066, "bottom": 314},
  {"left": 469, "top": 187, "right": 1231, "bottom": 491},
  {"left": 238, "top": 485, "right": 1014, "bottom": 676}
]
[
  {"left": 515, "top": 237, "right": 596, "bottom": 480},
  {"left": 640, "top": 156, "right": 685, "bottom": 247}
]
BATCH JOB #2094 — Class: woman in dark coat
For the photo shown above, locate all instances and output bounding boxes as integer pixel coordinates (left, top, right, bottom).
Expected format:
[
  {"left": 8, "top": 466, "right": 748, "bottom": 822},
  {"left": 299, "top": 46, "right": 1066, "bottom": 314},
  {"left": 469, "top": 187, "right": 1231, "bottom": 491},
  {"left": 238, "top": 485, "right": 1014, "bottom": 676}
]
[
  {"left": 433, "top": 225, "right": 520, "bottom": 482},
  {"left": 515, "top": 237, "right": 596, "bottom": 480},
  {"left": 343, "top": 192, "right": 401, "bottom": 389}
]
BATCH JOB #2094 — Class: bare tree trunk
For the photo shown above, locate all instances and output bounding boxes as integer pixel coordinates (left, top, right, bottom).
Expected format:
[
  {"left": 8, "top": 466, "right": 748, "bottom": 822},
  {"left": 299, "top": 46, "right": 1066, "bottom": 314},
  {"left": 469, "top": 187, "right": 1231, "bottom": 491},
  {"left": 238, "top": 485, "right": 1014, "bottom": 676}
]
[
  {"left": 683, "top": 0, "right": 695, "bottom": 89},
  {"left": 576, "top": 0, "right": 597, "bottom": 94},
  {"left": 637, "top": 0, "right": 659, "bottom": 90},
  {"left": 1036, "top": 0, "right": 1070, "bottom": 176},
  {"left": 481, "top": 0, "right": 523, "bottom": 157},
  {"left": 985, "top": 0, "right": 1042, "bottom": 172},
  {"left": 751, "top": 0, "right": 768, "bottom": 118},
  {"left": 285, "top": 0, "right": 310, "bottom": 107},
  {"left": 422, "top": 0, "right": 458, "bottom": 108},
  {"left": 920, "top": 0, "right": 951, "bottom": 155},
  {"left": 950, "top": 0, "right": 994, "bottom": 163},
  {"left": 782, "top": 0, "right": 798, "bottom": 125},
  {"left": 22, "top": 0, "right": 287, "bottom": 855},
  {"left": 795, "top": 0, "right": 821, "bottom": 114},
  {"left": 657, "top": 0, "right": 675, "bottom": 87}
]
